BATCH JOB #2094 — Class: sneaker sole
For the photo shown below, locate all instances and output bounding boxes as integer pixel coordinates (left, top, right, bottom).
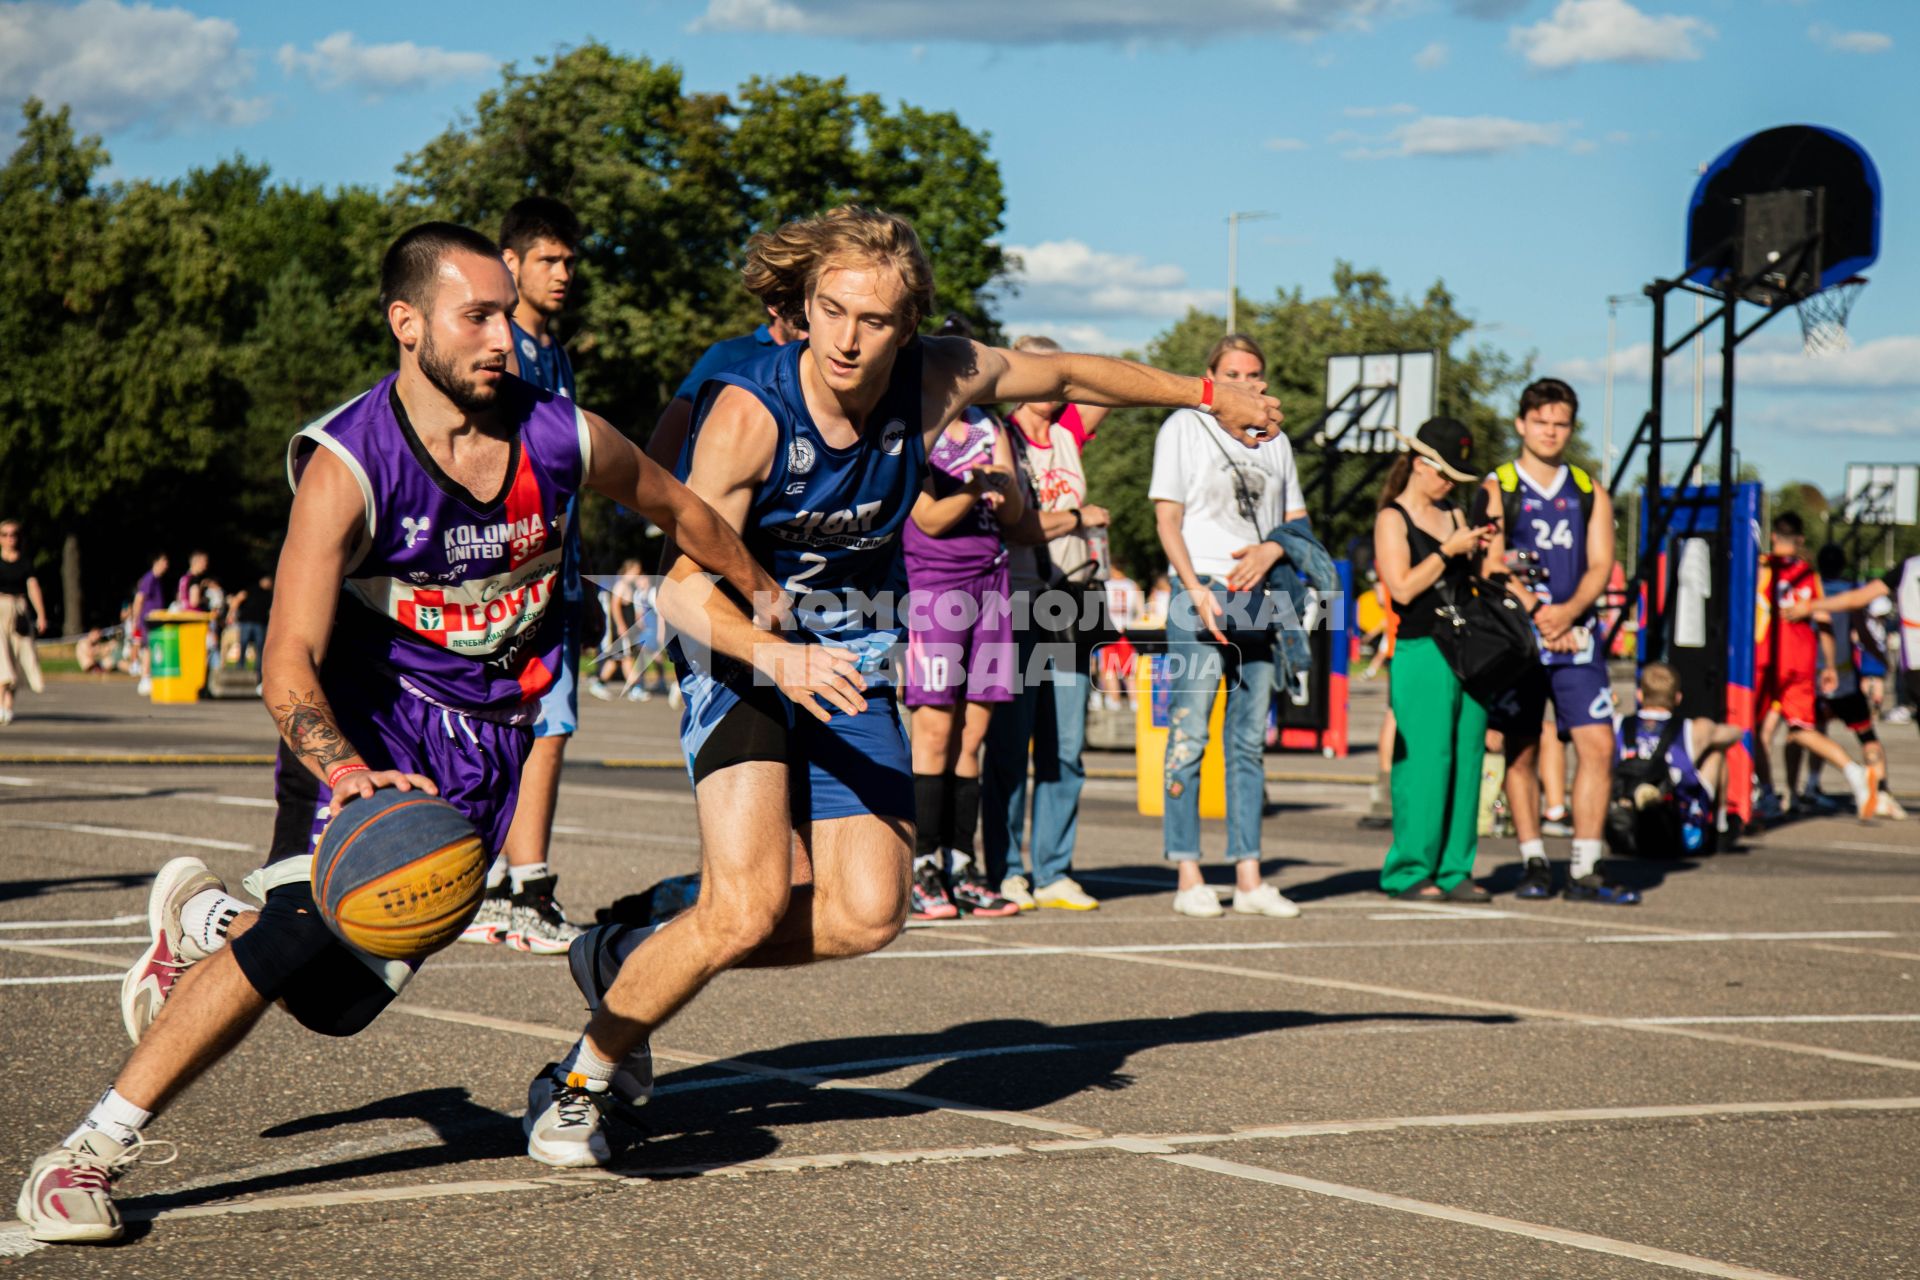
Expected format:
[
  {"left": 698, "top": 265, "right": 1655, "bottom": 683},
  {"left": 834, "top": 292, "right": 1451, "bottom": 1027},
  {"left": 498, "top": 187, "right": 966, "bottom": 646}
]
[
  {"left": 522, "top": 1123, "right": 612, "bottom": 1168},
  {"left": 121, "top": 857, "right": 220, "bottom": 1043},
  {"left": 509, "top": 932, "right": 579, "bottom": 955},
  {"left": 1233, "top": 904, "right": 1302, "bottom": 918},
  {"left": 957, "top": 903, "right": 1022, "bottom": 918},
  {"left": 457, "top": 923, "right": 505, "bottom": 945}
]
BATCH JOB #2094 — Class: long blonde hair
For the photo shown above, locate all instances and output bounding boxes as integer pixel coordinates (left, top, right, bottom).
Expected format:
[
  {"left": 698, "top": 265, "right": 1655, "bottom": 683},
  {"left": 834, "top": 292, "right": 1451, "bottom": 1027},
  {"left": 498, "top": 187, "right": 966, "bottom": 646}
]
[{"left": 742, "top": 205, "right": 935, "bottom": 332}]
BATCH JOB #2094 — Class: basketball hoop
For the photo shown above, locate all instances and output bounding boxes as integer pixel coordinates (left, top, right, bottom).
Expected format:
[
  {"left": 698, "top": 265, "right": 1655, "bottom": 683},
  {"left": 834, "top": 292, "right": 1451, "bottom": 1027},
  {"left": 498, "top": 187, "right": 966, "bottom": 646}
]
[{"left": 1796, "top": 275, "right": 1865, "bottom": 357}]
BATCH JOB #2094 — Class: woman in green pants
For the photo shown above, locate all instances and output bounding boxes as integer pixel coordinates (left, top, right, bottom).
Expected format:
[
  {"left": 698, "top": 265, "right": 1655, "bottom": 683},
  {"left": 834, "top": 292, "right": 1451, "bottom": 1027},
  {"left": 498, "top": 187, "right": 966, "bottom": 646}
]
[{"left": 1371, "top": 419, "right": 1497, "bottom": 902}]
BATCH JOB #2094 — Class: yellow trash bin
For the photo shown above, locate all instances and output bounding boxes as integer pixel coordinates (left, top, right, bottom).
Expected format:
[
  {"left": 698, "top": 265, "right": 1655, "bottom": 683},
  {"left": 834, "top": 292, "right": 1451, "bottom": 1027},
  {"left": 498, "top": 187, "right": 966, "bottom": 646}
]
[
  {"left": 1133, "top": 653, "right": 1227, "bottom": 819},
  {"left": 147, "top": 610, "right": 215, "bottom": 705}
]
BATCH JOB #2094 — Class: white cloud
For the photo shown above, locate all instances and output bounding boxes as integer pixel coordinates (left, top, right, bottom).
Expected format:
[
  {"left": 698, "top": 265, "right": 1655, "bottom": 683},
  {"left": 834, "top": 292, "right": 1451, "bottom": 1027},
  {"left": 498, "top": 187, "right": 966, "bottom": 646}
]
[
  {"left": 1414, "top": 41, "right": 1449, "bottom": 69},
  {"left": 0, "top": 0, "right": 266, "bottom": 134},
  {"left": 1510, "top": 0, "right": 1714, "bottom": 70},
  {"left": 1738, "top": 335, "right": 1920, "bottom": 390},
  {"left": 1264, "top": 137, "right": 1309, "bottom": 151},
  {"left": 693, "top": 0, "right": 1393, "bottom": 43},
  {"left": 1001, "top": 321, "right": 1138, "bottom": 354},
  {"left": 1348, "top": 114, "right": 1574, "bottom": 158},
  {"left": 277, "top": 32, "right": 495, "bottom": 97},
  {"left": 1809, "top": 24, "right": 1891, "bottom": 55},
  {"left": 1004, "top": 239, "right": 1221, "bottom": 320},
  {"left": 1344, "top": 102, "right": 1418, "bottom": 117}
]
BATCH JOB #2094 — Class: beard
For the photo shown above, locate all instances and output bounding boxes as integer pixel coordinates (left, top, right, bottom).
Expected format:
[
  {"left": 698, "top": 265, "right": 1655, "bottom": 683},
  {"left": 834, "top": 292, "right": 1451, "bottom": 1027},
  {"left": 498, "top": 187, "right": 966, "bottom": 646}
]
[{"left": 419, "top": 328, "right": 504, "bottom": 414}]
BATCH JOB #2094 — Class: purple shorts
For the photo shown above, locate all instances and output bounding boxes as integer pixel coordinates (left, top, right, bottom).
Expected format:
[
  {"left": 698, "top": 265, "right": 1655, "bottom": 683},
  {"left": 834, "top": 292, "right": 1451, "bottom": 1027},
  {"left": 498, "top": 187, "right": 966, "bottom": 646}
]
[
  {"left": 1486, "top": 661, "right": 1615, "bottom": 739},
  {"left": 267, "top": 676, "right": 532, "bottom": 868},
  {"left": 902, "top": 567, "right": 1016, "bottom": 708}
]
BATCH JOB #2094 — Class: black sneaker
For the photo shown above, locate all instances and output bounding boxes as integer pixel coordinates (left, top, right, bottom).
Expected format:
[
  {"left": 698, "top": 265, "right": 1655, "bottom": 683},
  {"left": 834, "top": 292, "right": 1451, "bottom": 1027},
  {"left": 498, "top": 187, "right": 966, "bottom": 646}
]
[
  {"left": 948, "top": 875, "right": 1020, "bottom": 917},
  {"left": 1514, "top": 861, "right": 1556, "bottom": 900},
  {"left": 506, "top": 874, "right": 584, "bottom": 954},
  {"left": 1564, "top": 874, "right": 1642, "bottom": 906},
  {"left": 909, "top": 860, "right": 958, "bottom": 920}
]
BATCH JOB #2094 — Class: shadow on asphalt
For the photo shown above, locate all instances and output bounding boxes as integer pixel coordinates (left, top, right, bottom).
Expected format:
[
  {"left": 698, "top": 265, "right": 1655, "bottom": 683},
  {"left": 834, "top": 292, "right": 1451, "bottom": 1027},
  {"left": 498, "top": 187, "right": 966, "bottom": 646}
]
[
  {"left": 121, "top": 1010, "right": 1517, "bottom": 1209},
  {"left": 0, "top": 872, "right": 153, "bottom": 902}
]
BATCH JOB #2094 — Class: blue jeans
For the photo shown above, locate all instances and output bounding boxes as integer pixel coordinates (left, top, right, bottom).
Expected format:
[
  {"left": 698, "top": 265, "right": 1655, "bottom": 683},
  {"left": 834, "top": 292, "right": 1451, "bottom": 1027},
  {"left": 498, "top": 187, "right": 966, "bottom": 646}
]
[
  {"left": 1163, "top": 579, "right": 1274, "bottom": 864},
  {"left": 982, "top": 632, "right": 1088, "bottom": 890},
  {"left": 238, "top": 622, "right": 267, "bottom": 672}
]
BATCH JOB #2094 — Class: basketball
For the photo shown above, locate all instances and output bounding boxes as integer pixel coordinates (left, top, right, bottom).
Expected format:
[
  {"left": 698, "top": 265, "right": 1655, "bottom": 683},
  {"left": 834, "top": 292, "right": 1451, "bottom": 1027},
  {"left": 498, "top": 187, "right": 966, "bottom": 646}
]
[{"left": 311, "top": 788, "right": 488, "bottom": 961}]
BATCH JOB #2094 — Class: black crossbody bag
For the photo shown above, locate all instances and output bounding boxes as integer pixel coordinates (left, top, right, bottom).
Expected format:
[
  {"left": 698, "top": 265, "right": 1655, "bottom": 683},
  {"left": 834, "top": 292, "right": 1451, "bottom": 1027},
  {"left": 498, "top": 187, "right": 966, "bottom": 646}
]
[
  {"left": 1009, "top": 427, "right": 1117, "bottom": 667},
  {"left": 1396, "top": 504, "right": 1538, "bottom": 702}
]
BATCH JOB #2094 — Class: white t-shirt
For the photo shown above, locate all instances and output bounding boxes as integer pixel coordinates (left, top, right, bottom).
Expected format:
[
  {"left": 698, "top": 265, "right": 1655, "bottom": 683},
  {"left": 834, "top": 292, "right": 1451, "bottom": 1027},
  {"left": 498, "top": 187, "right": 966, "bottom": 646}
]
[{"left": 1147, "top": 408, "right": 1306, "bottom": 577}]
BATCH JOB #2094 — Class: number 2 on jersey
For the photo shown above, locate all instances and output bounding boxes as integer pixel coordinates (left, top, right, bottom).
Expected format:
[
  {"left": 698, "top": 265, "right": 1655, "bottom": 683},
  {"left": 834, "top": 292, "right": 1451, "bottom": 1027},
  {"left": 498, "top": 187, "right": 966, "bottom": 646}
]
[{"left": 784, "top": 551, "right": 828, "bottom": 594}]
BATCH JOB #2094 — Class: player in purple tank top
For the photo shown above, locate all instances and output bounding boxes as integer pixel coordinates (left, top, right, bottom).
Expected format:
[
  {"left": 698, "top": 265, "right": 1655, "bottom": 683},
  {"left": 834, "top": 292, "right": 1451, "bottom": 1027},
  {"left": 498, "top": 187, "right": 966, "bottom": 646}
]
[
  {"left": 1477, "top": 377, "right": 1634, "bottom": 905},
  {"left": 16, "top": 223, "right": 780, "bottom": 1246},
  {"left": 902, "top": 384, "right": 1027, "bottom": 919}
]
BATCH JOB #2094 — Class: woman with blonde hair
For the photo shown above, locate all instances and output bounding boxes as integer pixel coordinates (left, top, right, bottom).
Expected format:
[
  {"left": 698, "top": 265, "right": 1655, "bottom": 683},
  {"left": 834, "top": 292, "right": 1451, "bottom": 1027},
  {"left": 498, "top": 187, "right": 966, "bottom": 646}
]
[{"left": 0, "top": 520, "right": 47, "bottom": 725}]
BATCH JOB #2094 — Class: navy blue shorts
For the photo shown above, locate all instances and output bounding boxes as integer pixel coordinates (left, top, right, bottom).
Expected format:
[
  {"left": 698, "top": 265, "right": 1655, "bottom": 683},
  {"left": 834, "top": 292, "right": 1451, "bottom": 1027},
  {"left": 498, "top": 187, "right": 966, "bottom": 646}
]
[{"left": 1487, "top": 661, "right": 1615, "bottom": 739}]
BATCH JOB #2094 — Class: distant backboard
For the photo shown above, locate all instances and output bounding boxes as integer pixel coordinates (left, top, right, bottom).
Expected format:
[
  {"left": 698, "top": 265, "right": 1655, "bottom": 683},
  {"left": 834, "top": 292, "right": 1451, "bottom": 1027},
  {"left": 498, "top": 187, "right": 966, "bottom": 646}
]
[
  {"left": 1320, "top": 350, "right": 1437, "bottom": 453},
  {"left": 1843, "top": 463, "right": 1919, "bottom": 526}
]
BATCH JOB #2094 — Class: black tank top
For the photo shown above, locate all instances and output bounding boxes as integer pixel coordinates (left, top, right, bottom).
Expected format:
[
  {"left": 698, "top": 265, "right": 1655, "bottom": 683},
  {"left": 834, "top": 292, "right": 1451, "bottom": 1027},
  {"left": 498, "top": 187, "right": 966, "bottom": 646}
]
[{"left": 1388, "top": 500, "right": 1466, "bottom": 641}]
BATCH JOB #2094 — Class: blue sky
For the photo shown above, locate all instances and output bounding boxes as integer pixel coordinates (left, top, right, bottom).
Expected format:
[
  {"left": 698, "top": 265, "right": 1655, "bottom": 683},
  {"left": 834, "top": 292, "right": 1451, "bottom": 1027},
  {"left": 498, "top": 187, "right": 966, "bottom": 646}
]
[{"left": 2, "top": 0, "right": 1914, "bottom": 496}]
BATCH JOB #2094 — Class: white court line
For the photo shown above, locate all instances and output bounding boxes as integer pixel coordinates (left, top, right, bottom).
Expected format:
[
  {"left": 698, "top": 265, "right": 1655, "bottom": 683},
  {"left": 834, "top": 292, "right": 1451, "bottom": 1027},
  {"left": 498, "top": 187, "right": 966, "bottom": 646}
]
[
  {"left": 1827, "top": 896, "right": 1920, "bottom": 904},
  {"left": 0, "top": 972, "right": 120, "bottom": 987},
  {"left": 0, "top": 915, "right": 142, "bottom": 929},
  {"left": 0, "top": 819, "right": 256, "bottom": 853},
  {"left": 0, "top": 935, "right": 148, "bottom": 947},
  {"left": 872, "top": 930, "right": 1904, "bottom": 961},
  {"left": 0, "top": 774, "right": 274, "bottom": 808},
  {"left": 930, "top": 931, "right": 1920, "bottom": 1073},
  {"left": 1161, "top": 1154, "right": 1800, "bottom": 1280},
  {"left": 1625, "top": 1014, "right": 1920, "bottom": 1026},
  {"left": 1590, "top": 931, "right": 1896, "bottom": 944}
]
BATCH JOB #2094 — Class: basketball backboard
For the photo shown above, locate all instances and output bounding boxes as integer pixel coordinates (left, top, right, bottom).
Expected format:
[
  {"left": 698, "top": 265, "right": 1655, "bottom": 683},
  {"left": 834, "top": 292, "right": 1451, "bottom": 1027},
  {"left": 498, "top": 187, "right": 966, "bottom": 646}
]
[
  {"left": 1319, "top": 350, "right": 1437, "bottom": 453},
  {"left": 1843, "top": 463, "right": 1919, "bottom": 526},
  {"left": 1685, "top": 125, "right": 1881, "bottom": 304}
]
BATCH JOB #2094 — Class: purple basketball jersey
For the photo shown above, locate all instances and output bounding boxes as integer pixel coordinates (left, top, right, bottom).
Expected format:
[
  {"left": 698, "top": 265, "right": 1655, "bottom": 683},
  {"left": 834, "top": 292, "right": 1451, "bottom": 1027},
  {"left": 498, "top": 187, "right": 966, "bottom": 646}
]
[
  {"left": 1620, "top": 710, "right": 1712, "bottom": 832},
  {"left": 903, "top": 408, "right": 1006, "bottom": 588},
  {"left": 287, "top": 375, "right": 589, "bottom": 723},
  {"left": 1505, "top": 463, "right": 1598, "bottom": 667}
]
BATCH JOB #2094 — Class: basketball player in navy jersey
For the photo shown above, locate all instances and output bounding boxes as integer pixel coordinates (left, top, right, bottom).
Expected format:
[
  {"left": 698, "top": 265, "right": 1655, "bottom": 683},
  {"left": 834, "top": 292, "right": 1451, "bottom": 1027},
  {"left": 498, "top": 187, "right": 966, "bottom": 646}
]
[
  {"left": 647, "top": 304, "right": 807, "bottom": 471},
  {"left": 526, "top": 205, "right": 1284, "bottom": 1165},
  {"left": 1478, "top": 378, "right": 1637, "bottom": 904},
  {"left": 459, "top": 196, "right": 589, "bottom": 954},
  {"left": 16, "top": 223, "right": 785, "bottom": 1244}
]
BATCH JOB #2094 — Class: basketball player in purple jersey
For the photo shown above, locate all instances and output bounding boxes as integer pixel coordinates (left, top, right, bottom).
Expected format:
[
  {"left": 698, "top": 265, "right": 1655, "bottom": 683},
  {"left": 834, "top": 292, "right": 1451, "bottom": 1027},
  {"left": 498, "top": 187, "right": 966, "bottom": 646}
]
[
  {"left": 526, "top": 206, "right": 1283, "bottom": 1166},
  {"left": 1478, "top": 378, "right": 1635, "bottom": 904},
  {"left": 902, "top": 398, "right": 1026, "bottom": 918},
  {"left": 16, "top": 223, "right": 781, "bottom": 1245}
]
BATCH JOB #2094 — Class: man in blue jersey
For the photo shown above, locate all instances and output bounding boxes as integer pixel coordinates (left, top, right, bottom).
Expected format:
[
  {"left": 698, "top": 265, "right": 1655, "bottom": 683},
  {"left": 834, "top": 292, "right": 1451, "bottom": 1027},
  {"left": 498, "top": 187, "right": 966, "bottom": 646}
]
[
  {"left": 522, "top": 205, "right": 1285, "bottom": 1166},
  {"left": 460, "top": 197, "right": 588, "bottom": 954},
  {"left": 1479, "top": 378, "right": 1637, "bottom": 904},
  {"left": 1612, "top": 662, "right": 1745, "bottom": 857},
  {"left": 646, "top": 305, "right": 806, "bottom": 471}
]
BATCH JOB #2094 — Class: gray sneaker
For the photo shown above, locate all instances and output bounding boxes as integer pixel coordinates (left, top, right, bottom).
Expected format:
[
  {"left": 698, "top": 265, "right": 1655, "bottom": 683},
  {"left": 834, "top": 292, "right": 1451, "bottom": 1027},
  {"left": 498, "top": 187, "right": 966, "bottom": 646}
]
[
  {"left": 523, "top": 1064, "right": 612, "bottom": 1168},
  {"left": 458, "top": 889, "right": 512, "bottom": 946},
  {"left": 17, "top": 1131, "right": 174, "bottom": 1243}
]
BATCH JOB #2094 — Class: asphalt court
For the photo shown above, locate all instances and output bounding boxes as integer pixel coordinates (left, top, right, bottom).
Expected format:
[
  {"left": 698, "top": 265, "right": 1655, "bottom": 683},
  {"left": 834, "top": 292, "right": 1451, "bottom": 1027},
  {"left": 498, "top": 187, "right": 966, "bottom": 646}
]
[{"left": 2, "top": 681, "right": 1919, "bottom": 1277}]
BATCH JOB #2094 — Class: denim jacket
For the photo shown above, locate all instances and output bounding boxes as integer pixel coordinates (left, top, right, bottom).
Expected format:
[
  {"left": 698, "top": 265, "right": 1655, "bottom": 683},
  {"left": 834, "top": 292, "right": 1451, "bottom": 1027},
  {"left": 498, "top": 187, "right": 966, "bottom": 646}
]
[{"left": 1262, "top": 518, "right": 1337, "bottom": 680}]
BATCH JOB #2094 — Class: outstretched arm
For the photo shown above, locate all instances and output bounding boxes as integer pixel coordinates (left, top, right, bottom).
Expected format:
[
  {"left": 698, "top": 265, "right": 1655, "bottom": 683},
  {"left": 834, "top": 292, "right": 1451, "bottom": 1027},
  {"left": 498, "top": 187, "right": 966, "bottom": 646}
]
[
  {"left": 930, "top": 338, "right": 1283, "bottom": 447},
  {"left": 1789, "top": 577, "right": 1887, "bottom": 621},
  {"left": 261, "top": 449, "right": 436, "bottom": 815}
]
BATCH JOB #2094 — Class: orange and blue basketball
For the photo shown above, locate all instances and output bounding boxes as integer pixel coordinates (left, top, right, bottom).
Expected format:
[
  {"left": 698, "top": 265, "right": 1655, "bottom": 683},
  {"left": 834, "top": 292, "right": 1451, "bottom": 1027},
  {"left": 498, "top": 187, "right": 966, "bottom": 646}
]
[{"left": 312, "top": 789, "right": 487, "bottom": 961}]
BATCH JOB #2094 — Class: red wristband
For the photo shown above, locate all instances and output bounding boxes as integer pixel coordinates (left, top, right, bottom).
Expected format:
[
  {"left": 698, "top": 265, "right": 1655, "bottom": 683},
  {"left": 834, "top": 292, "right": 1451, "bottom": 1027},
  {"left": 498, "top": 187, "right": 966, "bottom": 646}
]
[
  {"left": 326, "top": 763, "right": 371, "bottom": 790},
  {"left": 1198, "top": 376, "right": 1215, "bottom": 413}
]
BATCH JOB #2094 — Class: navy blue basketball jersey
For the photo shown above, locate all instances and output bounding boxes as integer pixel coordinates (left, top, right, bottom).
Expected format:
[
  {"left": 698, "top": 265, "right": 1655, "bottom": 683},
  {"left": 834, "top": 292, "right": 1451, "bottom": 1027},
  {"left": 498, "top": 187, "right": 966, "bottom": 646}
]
[
  {"left": 1496, "top": 461, "right": 1597, "bottom": 667},
  {"left": 510, "top": 320, "right": 575, "bottom": 402},
  {"left": 683, "top": 339, "right": 927, "bottom": 677}
]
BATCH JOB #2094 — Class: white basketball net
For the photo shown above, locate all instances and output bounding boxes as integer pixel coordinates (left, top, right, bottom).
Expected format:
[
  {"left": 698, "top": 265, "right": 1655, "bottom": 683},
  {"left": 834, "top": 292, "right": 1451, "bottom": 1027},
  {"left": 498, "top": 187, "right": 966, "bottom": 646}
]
[{"left": 1796, "top": 277, "right": 1864, "bottom": 357}]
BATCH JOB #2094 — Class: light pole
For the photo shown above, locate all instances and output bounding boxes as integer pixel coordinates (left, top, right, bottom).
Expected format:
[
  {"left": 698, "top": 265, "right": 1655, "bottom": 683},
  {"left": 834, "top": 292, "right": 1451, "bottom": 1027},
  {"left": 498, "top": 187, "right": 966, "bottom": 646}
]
[{"left": 1226, "top": 210, "right": 1277, "bottom": 334}]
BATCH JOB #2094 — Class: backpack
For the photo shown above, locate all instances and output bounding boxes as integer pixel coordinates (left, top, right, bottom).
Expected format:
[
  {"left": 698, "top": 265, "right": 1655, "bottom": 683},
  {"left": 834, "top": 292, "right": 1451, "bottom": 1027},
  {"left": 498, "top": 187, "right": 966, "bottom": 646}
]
[
  {"left": 1605, "top": 713, "right": 1686, "bottom": 859},
  {"left": 1493, "top": 462, "right": 1596, "bottom": 540}
]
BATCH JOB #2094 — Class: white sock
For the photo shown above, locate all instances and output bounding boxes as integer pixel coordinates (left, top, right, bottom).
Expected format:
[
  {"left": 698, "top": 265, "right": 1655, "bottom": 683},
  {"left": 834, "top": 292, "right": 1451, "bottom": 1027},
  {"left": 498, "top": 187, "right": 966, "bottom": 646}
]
[
  {"left": 1844, "top": 762, "right": 1869, "bottom": 799},
  {"left": 1519, "top": 839, "right": 1547, "bottom": 865},
  {"left": 66, "top": 1087, "right": 151, "bottom": 1150},
  {"left": 508, "top": 861, "right": 550, "bottom": 894},
  {"left": 558, "top": 1036, "right": 616, "bottom": 1089},
  {"left": 1543, "top": 805, "right": 1569, "bottom": 822},
  {"left": 1571, "top": 838, "right": 1603, "bottom": 880},
  {"left": 179, "top": 890, "right": 248, "bottom": 955},
  {"left": 485, "top": 856, "right": 509, "bottom": 892}
]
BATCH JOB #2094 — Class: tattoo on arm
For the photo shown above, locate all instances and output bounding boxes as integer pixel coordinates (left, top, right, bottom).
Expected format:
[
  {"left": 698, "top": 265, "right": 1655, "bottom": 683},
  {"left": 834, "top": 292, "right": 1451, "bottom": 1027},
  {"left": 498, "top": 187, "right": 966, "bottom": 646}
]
[{"left": 271, "top": 688, "right": 356, "bottom": 770}]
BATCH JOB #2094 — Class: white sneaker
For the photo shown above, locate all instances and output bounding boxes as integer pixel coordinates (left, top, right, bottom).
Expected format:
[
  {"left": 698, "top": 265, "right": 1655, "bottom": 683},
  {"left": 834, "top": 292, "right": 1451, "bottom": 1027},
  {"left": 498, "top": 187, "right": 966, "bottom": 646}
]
[
  {"left": 586, "top": 680, "right": 614, "bottom": 702},
  {"left": 524, "top": 1065, "right": 613, "bottom": 1168},
  {"left": 0, "top": 707, "right": 12, "bottom": 726},
  {"left": 1032, "top": 875, "right": 1099, "bottom": 911},
  {"left": 458, "top": 891, "right": 511, "bottom": 945},
  {"left": 1232, "top": 883, "right": 1301, "bottom": 918},
  {"left": 121, "top": 856, "right": 226, "bottom": 1043},
  {"left": 999, "top": 875, "right": 1036, "bottom": 912},
  {"left": 17, "top": 1131, "right": 173, "bottom": 1243},
  {"left": 1172, "top": 884, "right": 1224, "bottom": 918}
]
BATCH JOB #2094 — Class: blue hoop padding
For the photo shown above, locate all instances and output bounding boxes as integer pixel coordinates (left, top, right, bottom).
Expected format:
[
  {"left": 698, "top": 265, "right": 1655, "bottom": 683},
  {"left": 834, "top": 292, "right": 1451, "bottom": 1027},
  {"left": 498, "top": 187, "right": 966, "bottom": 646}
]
[{"left": 1685, "top": 124, "right": 1880, "bottom": 291}]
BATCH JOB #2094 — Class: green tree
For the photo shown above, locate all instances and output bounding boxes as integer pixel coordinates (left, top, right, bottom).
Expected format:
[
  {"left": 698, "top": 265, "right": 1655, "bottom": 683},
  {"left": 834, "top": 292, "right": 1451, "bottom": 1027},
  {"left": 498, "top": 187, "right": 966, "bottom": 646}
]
[{"left": 1083, "top": 264, "right": 1537, "bottom": 580}]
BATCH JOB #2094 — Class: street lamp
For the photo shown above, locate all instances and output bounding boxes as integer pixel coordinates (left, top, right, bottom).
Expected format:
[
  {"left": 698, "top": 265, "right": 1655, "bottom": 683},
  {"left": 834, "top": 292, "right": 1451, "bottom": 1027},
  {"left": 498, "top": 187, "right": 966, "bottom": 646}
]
[{"left": 1226, "top": 210, "right": 1277, "bottom": 334}]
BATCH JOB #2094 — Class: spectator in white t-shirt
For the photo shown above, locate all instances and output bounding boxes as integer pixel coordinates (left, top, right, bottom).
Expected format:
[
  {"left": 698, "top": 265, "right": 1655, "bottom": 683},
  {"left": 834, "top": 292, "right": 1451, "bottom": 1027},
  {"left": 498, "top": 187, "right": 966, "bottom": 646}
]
[{"left": 1149, "top": 333, "right": 1307, "bottom": 920}]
